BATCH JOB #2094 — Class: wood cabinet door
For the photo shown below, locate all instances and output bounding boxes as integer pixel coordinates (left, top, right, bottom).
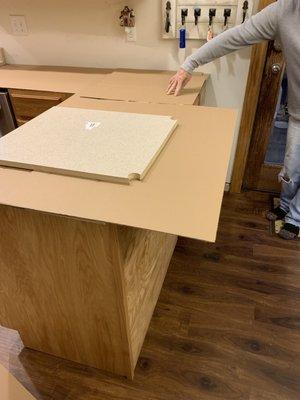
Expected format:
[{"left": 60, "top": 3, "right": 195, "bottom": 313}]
[
  {"left": 8, "top": 89, "right": 72, "bottom": 126},
  {"left": 244, "top": 39, "right": 285, "bottom": 193}
]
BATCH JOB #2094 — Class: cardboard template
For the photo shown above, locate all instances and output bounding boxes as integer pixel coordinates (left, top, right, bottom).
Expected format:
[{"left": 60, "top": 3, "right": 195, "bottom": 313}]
[
  {"left": 0, "top": 97, "right": 237, "bottom": 242},
  {"left": 0, "top": 65, "right": 111, "bottom": 93},
  {"left": 79, "top": 71, "right": 208, "bottom": 105}
]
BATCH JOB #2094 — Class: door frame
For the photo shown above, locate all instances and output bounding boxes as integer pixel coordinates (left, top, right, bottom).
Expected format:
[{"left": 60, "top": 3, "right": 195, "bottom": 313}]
[
  {"left": 230, "top": 0, "right": 276, "bottom": 193},
  {"left": 243, "top": 39, "right": 284, "bottom": 192}
]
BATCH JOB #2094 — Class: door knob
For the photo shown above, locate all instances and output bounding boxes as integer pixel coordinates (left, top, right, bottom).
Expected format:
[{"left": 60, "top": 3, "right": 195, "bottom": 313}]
[{"left": 271, "top": 63, "right": 281, "bottom": 74}]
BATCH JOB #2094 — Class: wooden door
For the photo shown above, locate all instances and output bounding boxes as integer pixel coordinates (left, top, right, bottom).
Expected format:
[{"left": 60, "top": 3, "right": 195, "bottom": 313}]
[{"left": 244, "top": 38, "right": 285, "bottom": 192}]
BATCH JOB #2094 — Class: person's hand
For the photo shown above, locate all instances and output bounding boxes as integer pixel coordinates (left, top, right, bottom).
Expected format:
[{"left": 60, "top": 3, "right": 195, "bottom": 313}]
[{"left": 166, "top": 68, "right": 192, "bottom": 96}]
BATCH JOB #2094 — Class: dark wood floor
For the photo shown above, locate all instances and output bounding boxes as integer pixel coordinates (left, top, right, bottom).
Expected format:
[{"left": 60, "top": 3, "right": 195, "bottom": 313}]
[{"left": 1, "top": 191, "right": 299, "bottom": 400}]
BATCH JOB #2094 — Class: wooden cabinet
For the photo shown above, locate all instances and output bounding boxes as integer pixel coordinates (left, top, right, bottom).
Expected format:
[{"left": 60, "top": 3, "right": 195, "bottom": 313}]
[
  {"left": 0, "top": 204, "right": 177, "bottom": 378},
  {"left": 8, "top": 89, "right": 73, "bottom": 126}
]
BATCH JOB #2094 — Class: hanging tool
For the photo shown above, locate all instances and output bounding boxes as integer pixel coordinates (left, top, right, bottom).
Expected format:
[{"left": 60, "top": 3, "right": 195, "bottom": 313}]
[
  {"left": 165, "top": 1, "right": 171, "bottom": 33},
  {"left": 179, "top": 26, "right": 186, "bottom": 48},
  {"left": 181, "top": 8, "right": 188, "bottom": 26},
  {"left": 242, "top": 1, "right": 249, "bottom": 23},
  {"left": 179, "top": 8, "right": 188, "bottom": 50},
  {"left": 194, "top": 8, "right": 201, "bottom": 25},
  {"left": 207, "top": 8, "right": 216, "bottom": 41},
  {"left": 224, "top": 8, "right": 231, "bottom": 29},
  {"left": 209, "top": 8, "right": 216, "bottom": 27}
]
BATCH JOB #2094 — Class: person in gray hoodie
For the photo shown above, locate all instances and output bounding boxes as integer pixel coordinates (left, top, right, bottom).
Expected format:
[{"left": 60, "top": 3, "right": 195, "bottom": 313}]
[{"left": 167, "top": 0, "right": 300, "bottom": 240}]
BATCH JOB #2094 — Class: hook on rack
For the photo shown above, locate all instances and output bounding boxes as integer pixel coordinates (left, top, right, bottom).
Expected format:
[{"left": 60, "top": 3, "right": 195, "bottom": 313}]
[
  {"left": 224, "top": 8, "right": 231, "bottom": 28},
  {"left": 194, "top": 8, "right": 201, "bottom": 26},
  {"left": 209, "top": 8, "right": 216, "bottom": 27},
  {"left": 181, "top": 8, "right": 188, "bottom": 26},
  {"left": 242, "top": 1, "right": 249, "bottom": 23},
  {"left": 165, "top": 1, "right": 172, "bottom": 33}
]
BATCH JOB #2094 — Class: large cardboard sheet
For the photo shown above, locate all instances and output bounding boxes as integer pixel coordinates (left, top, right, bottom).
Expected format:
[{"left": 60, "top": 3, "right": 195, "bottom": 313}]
[
  {"left": 0, "top": 97, "right": 237, "bottom": 242},
  {"left": 0, "top": 64, "right": 111, "bottom": 93},
  {"left": 80, "top": 71, "right": 207, "bottom": 105},
  {"left": 0, "top": 66, "right": 207, "bottom": 105}
]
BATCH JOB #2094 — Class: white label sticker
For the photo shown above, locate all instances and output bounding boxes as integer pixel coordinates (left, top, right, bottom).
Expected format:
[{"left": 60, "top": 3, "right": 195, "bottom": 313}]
[{"left": 85, "top": 121, "right": 101, "bottom": 131}]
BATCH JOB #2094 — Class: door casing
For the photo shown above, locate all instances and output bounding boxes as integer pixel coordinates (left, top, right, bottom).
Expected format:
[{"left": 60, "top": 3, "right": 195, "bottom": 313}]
[{"left": 231, "top": 0, "right": 280, "bottom": 193}]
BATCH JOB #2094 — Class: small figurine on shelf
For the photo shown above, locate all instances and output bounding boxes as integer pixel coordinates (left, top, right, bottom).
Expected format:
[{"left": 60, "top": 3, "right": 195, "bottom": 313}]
[{"left": 119, "top": 6, "right": 135, "bottom": 28}]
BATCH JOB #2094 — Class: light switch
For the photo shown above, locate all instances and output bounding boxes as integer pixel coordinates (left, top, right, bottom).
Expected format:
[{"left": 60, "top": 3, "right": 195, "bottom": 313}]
[{"left": 10, "top": 15, "right": 28, "bottom": 36}]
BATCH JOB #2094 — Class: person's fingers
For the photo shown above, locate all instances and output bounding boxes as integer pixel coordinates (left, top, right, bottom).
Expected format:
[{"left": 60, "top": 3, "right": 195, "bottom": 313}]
[
  {"left": 168, "top": 79, "right": 177, "bottom": 93},
  {"left": 166, "top": 75, "right": 178, "bottom": 92},
  {"left": 166, "top": 83, "right": 174, "bottom": 94},
  {"left": 176, "top": 74, "right": 192, "bottom": 95},
  {"left": 174, "top": 80, "right": 183, "bottom": 96},
  {"left": 167, "top": 69, "right": 192, "bottom": 96},
  {"left": 168, "top": 74, "right": 177, "bottom": 84},
  {"left": 167, "top": 80, "right": 178, "bottom": 95},
  {"left": 166, "top": 78, "right": 176, "bottom": 93}
]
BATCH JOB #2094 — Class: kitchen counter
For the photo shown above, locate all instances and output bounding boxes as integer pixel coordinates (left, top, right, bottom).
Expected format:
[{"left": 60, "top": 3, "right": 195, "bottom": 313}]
[
  {"left": 0, "top": 65, "right": 208, "bottom": 106},
  {"left": 0, "top": 67, "right": 230, "bottom": 379}
]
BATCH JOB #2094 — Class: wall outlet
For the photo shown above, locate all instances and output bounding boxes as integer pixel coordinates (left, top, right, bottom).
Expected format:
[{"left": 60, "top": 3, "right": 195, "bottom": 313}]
[
  {"left": 125, "top": 27, "right": 137, "bottom": 42},
  {"left": 10, "top": 15, "right": 28, "bottom": 35}
]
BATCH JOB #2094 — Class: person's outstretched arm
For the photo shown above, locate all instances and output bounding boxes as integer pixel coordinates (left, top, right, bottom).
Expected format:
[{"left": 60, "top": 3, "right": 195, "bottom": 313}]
[{"left": 167, "top": 1, "right": 279, "bottom": 95}]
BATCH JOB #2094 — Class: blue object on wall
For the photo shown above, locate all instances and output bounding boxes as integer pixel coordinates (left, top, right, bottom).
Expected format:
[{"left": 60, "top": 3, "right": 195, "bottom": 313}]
[{"left": 179, "top": 27, "right": 186, "bottom": 49}]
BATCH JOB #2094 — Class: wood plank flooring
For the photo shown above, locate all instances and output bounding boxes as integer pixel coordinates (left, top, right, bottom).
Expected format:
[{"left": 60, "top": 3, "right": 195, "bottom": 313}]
[{"left": 0, "top": 191, "right": 299, "bottom": 400}]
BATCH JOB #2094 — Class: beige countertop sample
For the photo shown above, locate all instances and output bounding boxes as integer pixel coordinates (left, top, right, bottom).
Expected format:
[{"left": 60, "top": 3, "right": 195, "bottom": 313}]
[
  {"left": 0, "top": 95, "right": 237, "bottom": 242},
  {"left": 0, "top": 106, "right": 178, "bottom": 183},
  {"left": 0, "top": 64, "right": 112, "bottom": 93}
]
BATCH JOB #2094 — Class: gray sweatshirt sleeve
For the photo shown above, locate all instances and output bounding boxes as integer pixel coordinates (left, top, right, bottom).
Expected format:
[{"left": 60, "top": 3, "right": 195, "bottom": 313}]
[{"left": 182, "top": 2, "right": 279, "bottom": 73}]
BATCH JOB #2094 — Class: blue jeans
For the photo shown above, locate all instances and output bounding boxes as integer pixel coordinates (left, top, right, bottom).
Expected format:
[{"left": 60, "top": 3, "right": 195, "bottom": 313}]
[{"left": 279, "top": 118, "right": 300, "bottom": 227}]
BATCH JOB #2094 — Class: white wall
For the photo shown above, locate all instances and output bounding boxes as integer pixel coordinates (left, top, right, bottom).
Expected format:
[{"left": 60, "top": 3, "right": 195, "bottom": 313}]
[{"left": 0, "top": 0, "right": 256, "bottom": 183}]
